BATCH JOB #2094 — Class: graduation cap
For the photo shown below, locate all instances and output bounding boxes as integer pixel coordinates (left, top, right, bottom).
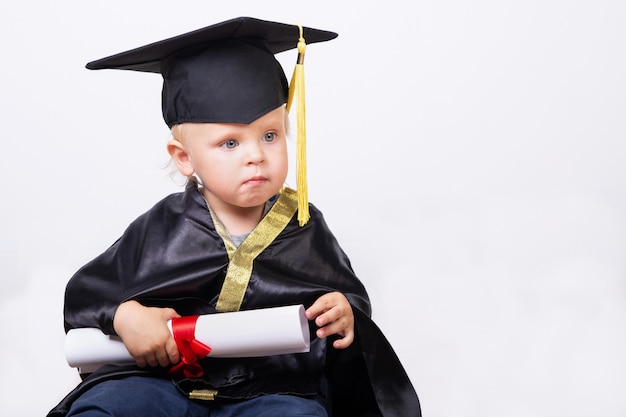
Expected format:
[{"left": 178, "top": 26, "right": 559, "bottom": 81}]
[{"left": 86, "top": 17, "right": 338, "bottom": 226}]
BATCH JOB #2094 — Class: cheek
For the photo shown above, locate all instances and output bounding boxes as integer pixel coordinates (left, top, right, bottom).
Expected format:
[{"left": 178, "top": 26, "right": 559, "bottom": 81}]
[
  {"left": 273, "top": 147, "right": 289, "bottom": 179},
  {"left": 196, "top": 163, "right": 229, "bottom": 191},
  {"left": 190, "top": 155, "right": 223, "bottom": 181}
]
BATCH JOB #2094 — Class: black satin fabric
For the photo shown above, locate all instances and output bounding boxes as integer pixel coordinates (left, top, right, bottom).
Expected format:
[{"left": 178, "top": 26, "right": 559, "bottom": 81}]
[{"left": 48, "top": 183, "right": 421, "bottom": 417}]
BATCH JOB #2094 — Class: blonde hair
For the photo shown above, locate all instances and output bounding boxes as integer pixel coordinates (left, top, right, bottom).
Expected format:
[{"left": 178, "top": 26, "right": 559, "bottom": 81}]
[{"left": 170, "top": 123, "right": 185, "bottom": 142}]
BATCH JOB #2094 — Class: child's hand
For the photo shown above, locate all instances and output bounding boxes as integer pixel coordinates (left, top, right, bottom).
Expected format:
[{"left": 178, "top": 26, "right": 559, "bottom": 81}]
[
  {"left": 113, "top": 300, "right": 181, "bottom": 368},
  {"left": 305, "top": 292, "right": 354, "bottom": 349}
]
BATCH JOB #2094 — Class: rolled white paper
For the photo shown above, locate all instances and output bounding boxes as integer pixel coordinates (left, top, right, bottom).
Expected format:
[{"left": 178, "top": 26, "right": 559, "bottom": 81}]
[{"left": 65, "top": 304, "right": 310, "bottom": 373}]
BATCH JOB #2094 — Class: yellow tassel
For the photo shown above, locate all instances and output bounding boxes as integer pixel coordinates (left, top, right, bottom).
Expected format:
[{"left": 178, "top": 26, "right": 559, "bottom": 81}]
[{"left": 286, "top": 25, "right": 309, "bottom": 226}]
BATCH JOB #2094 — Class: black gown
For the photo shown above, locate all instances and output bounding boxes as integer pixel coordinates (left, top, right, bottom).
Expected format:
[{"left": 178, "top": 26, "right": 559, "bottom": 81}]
[{"left": 48, "top": 183, "right": 421, "bottom": 417}]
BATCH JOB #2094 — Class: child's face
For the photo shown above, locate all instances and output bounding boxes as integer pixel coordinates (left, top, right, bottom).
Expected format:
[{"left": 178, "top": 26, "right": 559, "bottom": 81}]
[{"left": 175, "top": 106, "right": 289, "bottom": 210}]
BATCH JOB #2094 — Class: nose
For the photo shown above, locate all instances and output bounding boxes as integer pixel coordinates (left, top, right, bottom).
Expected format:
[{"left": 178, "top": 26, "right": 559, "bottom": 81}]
[{"left": 245, "top": 141, "right": 265, "bottom": 165}]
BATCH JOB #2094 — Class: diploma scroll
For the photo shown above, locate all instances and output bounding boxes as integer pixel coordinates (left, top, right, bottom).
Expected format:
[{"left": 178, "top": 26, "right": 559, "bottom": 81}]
[{"left": 65, "top": 304, "right": 311, "bottom": 373}]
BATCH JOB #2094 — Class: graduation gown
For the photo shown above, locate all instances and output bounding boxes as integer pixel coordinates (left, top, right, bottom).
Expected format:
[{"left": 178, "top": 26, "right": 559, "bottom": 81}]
[{"left": 48, "top": 183, "right": 421, "bottom": 417}]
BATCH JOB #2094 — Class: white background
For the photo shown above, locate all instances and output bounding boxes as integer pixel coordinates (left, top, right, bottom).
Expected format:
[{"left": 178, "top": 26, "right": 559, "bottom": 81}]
[{"left": 1, "top": 1, "right": 625, "bottom": 416}]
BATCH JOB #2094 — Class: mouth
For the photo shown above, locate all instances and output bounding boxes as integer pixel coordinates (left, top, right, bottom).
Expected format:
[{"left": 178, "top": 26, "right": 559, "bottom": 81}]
[{"left": 243, "top": 176, "right": 268, "bottom": 186}]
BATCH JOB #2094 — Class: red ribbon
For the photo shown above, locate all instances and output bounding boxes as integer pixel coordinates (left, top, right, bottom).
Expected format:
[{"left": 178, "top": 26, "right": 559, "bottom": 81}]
[{"left": 168, "top": 316, "right": 212, "bottom": 379}]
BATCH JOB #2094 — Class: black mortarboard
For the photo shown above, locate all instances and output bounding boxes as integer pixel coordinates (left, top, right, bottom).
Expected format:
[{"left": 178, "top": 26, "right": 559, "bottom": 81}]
[
  {"left": 86, "top": 17, "right": 338, "bottom": 226},
  {"left": 86, "top": 16, "right": 337, "bottom": 127}
]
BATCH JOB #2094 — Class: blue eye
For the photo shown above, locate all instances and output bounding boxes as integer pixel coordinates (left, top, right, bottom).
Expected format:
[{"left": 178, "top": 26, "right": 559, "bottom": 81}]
[
  {"left": 222, "top": 139, "right": 238, "bottom": 149},
  {"left": 263, "top": 132, "right": 276, "bottom": 143}
]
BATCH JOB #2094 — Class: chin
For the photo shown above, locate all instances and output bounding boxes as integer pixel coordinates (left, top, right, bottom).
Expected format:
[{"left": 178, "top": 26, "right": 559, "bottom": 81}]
[{"left": 238, "top": 193, "right": 274, "bottom": 208}]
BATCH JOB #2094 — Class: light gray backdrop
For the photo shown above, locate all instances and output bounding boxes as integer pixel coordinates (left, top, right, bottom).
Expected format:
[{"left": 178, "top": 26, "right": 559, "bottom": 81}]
[{"left": 1, "top": 1, "right": 625, "bottom": 416}]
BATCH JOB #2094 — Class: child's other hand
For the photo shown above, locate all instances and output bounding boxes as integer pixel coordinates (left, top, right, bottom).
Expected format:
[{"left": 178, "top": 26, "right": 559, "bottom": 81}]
[
  {"left": 113, "top": 300, "right": 181, "bottom": 368},
  {"left": 305, "top": 292, "right": 354, "bottom": 349}
]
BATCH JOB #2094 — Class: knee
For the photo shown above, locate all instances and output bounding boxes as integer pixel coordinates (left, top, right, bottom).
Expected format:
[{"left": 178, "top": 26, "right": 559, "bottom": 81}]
[{"left": 66, "top": 377, "right": 193, "bottom": 417}]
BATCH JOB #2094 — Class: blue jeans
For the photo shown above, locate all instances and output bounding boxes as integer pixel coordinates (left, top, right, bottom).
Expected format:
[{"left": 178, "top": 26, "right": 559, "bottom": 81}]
[{"left": 66, "top": 377, "right": 327, "bottom": 417}]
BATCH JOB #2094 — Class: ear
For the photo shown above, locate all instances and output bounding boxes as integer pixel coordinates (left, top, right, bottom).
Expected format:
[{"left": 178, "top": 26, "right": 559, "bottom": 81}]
[{"left": 167, "top": 139, "right": 195, "bottom": 176}]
